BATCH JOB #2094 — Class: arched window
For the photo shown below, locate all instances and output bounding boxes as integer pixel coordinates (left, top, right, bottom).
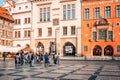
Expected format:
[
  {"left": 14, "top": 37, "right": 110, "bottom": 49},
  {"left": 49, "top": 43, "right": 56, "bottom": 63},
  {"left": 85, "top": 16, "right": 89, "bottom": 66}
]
[
  {"left": 93, "top": 45, "right": 102, "bottom": 56},
  {"left": 104, "top": 45, "right": 113, "bottom": 56}
]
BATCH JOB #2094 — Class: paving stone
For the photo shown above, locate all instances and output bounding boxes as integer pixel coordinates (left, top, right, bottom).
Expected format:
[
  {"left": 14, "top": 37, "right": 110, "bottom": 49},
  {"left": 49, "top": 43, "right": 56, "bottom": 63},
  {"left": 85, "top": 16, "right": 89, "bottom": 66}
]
[
  {"left": 60, "top": 67, "right": 78, "bottom": 70},
  {"left": 101, "top": 68, "right": 120, "bottom": 71},
  {"left": 99, "top": 71, "right": 120, "bottom": 76},
  {"left": 22, "top": 77, "right": 52, "bottom": 80},
  {"left": 51, "top": 70, "right": 72, "bottom": 74},
  {"left": 73, "top": 70, "right": 95, "bottom": 75},
  {"left": 29, "top": 69, "right": 50, "bottom": 72},
  {"left": 35, "top": 73, "right": 64, "bottom": 78},
  {"left": 62, "top": 74, "right": 91, "bottom": 80},
  {"left": 11, "top": 71, "right": 41, "bottom": 76},
  {"left": 0, "top": 70, "right": 18, "bottom": 75},
  {"left": 0, "top": 76, "right": 22, "bottom": 80},
  {"left": 96, "top": 76, "right": 120, "bottom": 80},
  {"left": 103, "top": 66, "right": 119, "bottom": 69},
  {"left": 80, "top": 68, "right": 98, "bottom": 71}
]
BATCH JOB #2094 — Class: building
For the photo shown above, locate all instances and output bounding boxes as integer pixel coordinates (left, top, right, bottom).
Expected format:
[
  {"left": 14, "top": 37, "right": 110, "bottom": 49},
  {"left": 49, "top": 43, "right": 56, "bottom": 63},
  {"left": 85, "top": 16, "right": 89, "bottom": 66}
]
[
  {"left": 0, "top": 7, "right": 14, "bottom": 47},
  {"left": 3, "top": 0, "right": 32, "bottom": 48},
  {"left": 32, "top": 0, "right": 82, "bottom": 56},
  {"left": 81, "top": 0, "right": 120, "bottom": 57}
]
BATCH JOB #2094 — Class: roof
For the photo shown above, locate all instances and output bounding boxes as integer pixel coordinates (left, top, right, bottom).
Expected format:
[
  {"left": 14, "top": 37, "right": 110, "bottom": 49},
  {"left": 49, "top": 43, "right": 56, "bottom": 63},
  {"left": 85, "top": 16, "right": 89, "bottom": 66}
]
[{"left": 0, "top": 7, "right": 14, "bottom": 22}]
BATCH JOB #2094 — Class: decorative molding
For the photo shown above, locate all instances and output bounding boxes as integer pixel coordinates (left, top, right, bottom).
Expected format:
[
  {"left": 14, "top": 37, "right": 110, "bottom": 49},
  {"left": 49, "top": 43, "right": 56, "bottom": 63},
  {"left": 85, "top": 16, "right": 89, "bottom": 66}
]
[
  {"left": 60, "top": 0, "right": 77, "bottom": 3},
  {"left": 12, "top": 11, "right": 31, "bottom": 15},
  {"left": 37, "top": 2, "right": 52, "bottom": 6}
]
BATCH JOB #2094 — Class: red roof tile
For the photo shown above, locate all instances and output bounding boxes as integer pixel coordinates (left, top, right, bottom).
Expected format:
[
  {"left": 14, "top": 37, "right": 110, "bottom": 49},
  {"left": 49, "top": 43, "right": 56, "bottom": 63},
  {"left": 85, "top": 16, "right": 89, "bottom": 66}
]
[{"left": 0, "top": 7, "right": 14, "bottom": 22}]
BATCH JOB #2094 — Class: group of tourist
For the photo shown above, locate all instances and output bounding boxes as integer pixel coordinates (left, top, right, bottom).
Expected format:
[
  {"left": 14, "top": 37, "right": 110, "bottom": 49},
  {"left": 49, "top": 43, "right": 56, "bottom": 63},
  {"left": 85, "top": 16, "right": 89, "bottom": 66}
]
[{"left": 14, "top": 50, "right": 60, "bottom": 67}]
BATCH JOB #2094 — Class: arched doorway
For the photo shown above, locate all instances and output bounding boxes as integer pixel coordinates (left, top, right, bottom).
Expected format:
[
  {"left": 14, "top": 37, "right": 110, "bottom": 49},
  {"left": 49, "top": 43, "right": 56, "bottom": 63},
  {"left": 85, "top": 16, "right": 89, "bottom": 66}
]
[
  {"left": 93, "top": 45, "right": 102, "bottom": 56},
  {"left": 63, "top": 42, "right": 76, "bottom": 56},
  {"left": 104, "top": 45, "right": 113, "bottom": 56},
  {"left": 36, "top": 42, "right": 44, "bottom": 54},
  {"left": 49, "top": 42, "right": 56, "bottom": 54}
]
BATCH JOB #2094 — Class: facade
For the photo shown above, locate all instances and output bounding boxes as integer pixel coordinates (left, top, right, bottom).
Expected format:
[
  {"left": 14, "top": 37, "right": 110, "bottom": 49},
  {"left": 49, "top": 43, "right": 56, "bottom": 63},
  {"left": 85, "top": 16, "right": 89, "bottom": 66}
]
[
  {"left": 82, "top": 0, "right": 120, "bottom": 57},
  {"left": 32, "top": 0, "right": 82, "bottom": 56},
  {"left": 0, "top": 7, "right": 14, "bottom": 47},
  {"left": 3, "top": 0, "right": 32, "bottom": 47}
]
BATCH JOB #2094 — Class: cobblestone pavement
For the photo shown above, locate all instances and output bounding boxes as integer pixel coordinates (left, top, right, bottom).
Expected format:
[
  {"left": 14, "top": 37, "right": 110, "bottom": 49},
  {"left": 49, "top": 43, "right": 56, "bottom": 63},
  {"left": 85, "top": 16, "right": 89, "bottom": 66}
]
[{"left": 0, "top": 59, "right": 120, "bottom": 80}]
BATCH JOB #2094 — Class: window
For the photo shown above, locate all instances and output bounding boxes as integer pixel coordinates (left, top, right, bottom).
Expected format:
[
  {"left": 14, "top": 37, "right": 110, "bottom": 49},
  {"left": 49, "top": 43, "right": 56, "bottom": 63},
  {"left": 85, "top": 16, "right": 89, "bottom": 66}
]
[
  {"left": 24, "top": 18, "right": 30, "bottom": 24},
  {"left": 40, "top": 7, "right": 50, "bottom": 22},
  {"left": 24, "top": 18, "right": 27, "bottom": 24},
  {"left": 63, "top": 5, "right": 66, "bottom": 20},
  {"left": 15, "top": 19, "right": 21, "bottom": 25},
  {"left": 71, "top": 26, "right": 76, "bottom": 35},
  {"left": 18, "top": 31, "right": 21, "bottom": 38},
  {"left": 24, "top": 31, "right": 27, "bottom": 37},
  {"left": 84, "top": 8, "right": 90, "bottom": 20},
  {"left": 105, "top": 6, "right": 111, "bottom": 18},
  {"left": 116, "top": 5, "right": 120, "bottom": 17},
  {"left": 63, "top": 4, "right": 75, "bottom": 20},
  {"left": 93, "top": 32, "right": 97, "bottom": 40},
  {"left": 15, "top": 31, "right": 17, "bottom": 38},
  {"left": 108, "top": 31, "right": 113, "bottom": 40},
  {"left": 48, "top": 28, "right": 52, "bottom": 36},
  {"left": 15, "top": 19, "right": 17, "bottom": 24},
  {"left": 25, "top": 6, "right": 28, "bottom": 9},
  {"left": 19, "top": 7, "right": 21, "bottom": 10},
  {"left": 117, "top": 45, "right": 120, "bottom": 52},
  {"left": 43, "top": 8, "right": 46, "bottom": 21},
  {"left": 84, "top": 46, "right": 88, "bottom": 52},
  {"left": 99, "top": 29, "right": 107, "bottom": 40},
  {"left": 24, "top": 30, "right": 30, "bottom": 37},
  {"left": 40, "top": 8, "right": 42, "bottom": 22},
  {"left": 67, "top": 5, "right": 71, "bottom": 20},
  {"left": 18, "top": 19, "right": 21, "bottom": 24},
  {"left": 63, "top": 27, "right": 67, "bottom": 35},
  {"left": 28, "top": 30, "right": 31, "bottom": 37},
  {"left": 15, "top": 31, "right": 21, "bottom": 38},
  {"left": 28, "top": 17, "right": 30, "bottom": 23},
  {"left": 38, "top": 28, "right": 42, "bottom": 36},
  {"left": 94, "top": 7, "right": 100, "bottom": 19},
  {"left": 47, "top": 7, "right": 50, "bottom": 21},
  {"left": 72, "top": 4, "right": 75, "bottom": 19}
]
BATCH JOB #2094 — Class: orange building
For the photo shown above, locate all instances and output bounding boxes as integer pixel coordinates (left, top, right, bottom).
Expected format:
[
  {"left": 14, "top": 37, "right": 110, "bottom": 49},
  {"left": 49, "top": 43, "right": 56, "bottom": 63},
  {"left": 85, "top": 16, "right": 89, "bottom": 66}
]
[{"left": 81, "top": 0, "right": 120, "bottom": 57}]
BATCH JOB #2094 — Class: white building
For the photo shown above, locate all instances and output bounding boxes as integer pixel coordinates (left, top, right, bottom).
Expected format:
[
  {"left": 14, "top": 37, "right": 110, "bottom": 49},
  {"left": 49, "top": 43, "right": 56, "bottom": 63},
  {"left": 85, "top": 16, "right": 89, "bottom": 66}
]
[
  {"left": 3, "top": 0, "right": 32, "bottom": 48},
  {"left": 33, "top": 0, "right": 82, "bottom": 56}
]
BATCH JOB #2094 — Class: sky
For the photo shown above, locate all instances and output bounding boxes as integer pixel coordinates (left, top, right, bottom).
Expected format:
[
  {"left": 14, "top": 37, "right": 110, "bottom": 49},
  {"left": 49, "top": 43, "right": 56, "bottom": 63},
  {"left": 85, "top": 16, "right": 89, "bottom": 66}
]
[{"left": 0, "top": 0, "right": 17, "bottom": 6}]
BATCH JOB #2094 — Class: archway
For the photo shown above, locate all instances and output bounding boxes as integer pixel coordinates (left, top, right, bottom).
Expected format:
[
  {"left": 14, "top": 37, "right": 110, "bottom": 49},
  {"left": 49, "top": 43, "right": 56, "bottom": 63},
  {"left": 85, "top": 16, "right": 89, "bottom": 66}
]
[
  {"left": 49, "top": 42, "right": 56, "bottom": 54},
  {"left": 37, "top": 42, "right": 44, "bottom": 54},
  {"left": 104, "top": 45, "right": 114, "bottom": 56},
  {"left": 63, "top": 42, "right": 76, "bottom": 56},
  {"left": 93, "top": 45, "right": 102, "bottom": 56}
]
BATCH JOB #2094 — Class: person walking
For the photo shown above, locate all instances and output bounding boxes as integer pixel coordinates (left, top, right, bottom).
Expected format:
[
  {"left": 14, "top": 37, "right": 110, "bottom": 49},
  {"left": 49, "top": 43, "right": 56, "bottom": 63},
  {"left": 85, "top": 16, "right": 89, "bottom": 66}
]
[
  {"left": 3, "top": 52, "right": 7, "bottom": 61},
  {"left": 57, "top": 53, "right": 60, "bottom": 64},
  {"left": 53, "top": 54, "right": 57, "bottom": 64},
  {"left": 28, "top": 52, "right": 34, "bottom": 67},
  {"left": 44, "top": 52, "right": 49, "bottom": 67}
]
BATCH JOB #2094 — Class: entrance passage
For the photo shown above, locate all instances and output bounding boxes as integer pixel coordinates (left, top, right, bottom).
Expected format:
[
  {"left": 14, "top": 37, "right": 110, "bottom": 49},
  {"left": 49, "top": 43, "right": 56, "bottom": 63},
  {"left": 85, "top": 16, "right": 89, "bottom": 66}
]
[
  {"left": 104, "top": 45, "right": 113, "bottom": 56},
  {"left": 37, "top": 42, "right": 44, "bottom": 54},
  {"left": 93, "top": 45, "right": 102, "bottom": 56},
  {"left": 63, "top": 42, "right": 76, "bottom": 56}
]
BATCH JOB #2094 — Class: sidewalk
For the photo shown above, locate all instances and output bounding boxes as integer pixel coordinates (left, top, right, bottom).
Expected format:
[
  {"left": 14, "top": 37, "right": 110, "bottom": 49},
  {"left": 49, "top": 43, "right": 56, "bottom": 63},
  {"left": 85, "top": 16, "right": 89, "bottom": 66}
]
[{"left": 60, "top": 56, "right": 120, "bottom": 61}]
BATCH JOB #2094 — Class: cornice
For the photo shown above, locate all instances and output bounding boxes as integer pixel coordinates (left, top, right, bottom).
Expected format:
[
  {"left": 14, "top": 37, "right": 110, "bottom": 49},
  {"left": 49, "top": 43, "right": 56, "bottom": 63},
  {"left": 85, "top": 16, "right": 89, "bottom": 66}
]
[
  {"left": 12, "top": 10, "right": 31, "bottom": 15},
  {"left": 60, "top": 0, "right": 77, "bottom": 3},
  {"left": 37, "top": 2, "right": 52, "bottom": 6}
]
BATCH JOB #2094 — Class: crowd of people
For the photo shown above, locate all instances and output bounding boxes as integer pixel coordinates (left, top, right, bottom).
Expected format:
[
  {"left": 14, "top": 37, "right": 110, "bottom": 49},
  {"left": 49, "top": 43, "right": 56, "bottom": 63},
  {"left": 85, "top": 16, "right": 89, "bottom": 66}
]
[{"left": 14, "top": 50, "right": 60, "bottom": 67}]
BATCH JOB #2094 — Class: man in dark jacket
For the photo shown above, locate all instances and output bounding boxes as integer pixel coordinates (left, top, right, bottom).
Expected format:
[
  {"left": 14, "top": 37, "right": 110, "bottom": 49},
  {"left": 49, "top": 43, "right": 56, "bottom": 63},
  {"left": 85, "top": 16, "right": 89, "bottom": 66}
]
[{"left": 3, "top": 52, "right": 7, "bottom": 61}]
